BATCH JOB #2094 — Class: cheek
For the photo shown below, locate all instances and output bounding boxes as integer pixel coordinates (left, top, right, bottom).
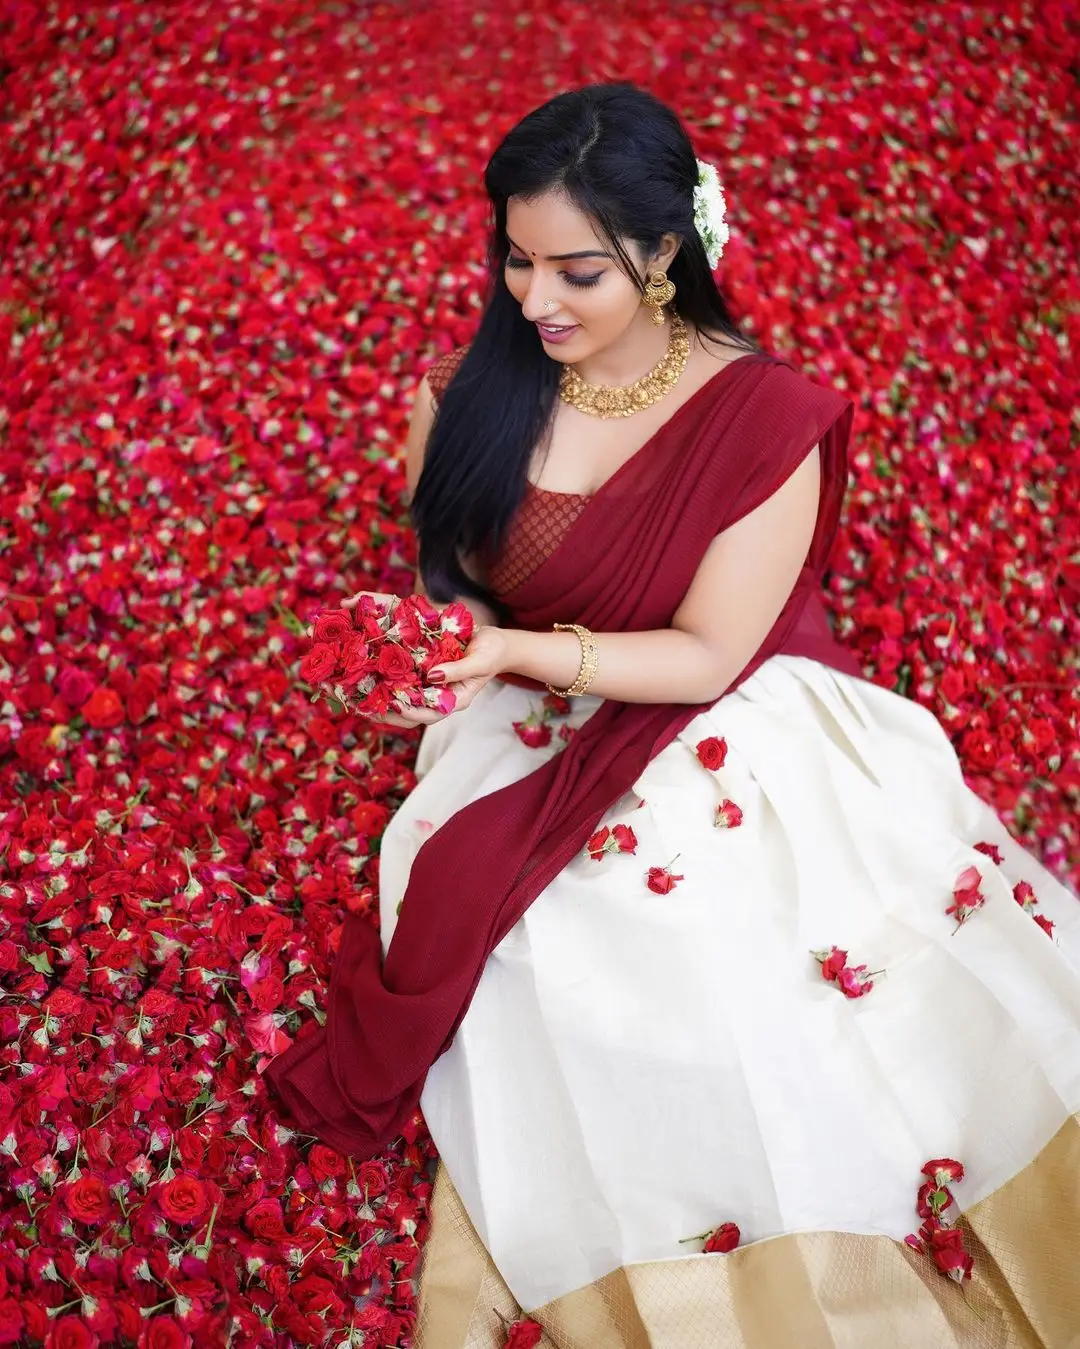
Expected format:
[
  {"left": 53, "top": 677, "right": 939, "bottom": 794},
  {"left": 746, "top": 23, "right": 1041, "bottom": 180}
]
[{"left": 504, "top": 268, "right": 529, "bottom": 303}]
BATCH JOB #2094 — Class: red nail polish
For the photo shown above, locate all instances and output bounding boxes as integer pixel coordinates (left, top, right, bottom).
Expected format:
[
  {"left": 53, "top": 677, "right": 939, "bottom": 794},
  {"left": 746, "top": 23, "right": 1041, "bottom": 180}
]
[{"left": 428, "top": 670, "right": 446, "bottom": 684}]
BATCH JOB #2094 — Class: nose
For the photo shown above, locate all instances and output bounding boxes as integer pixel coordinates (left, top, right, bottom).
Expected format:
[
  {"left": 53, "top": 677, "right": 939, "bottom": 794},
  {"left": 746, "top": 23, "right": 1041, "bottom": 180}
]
[{"left": 520, "top": 272, "right": 560, "bottom": 324}]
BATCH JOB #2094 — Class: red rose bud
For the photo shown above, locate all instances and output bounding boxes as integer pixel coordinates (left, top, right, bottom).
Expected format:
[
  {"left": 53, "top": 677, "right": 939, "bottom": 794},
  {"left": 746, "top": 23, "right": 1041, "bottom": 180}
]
[
  {"left": 714, "top": 799, "right": 743, "bottom": 829},
  {"left": 813, "top": 947, "right": 849, "bottom": 983},
  {"left": 703, "top": 1221, "right": 741, "bottom": 1253},
  {"left": 695, "top": 736, "right": 728, "bottom": 770},
  {"left": 646, "top": 864, "right": 684, "bottom": 894},
  {"left": 1012, "top": 879, "right": 1036, "bottom": 911},
  {"left": 973, "top": 840, "right": 1004, "bottom": 866},
  {"left": 513, "top": 714, "right": 552, "bottom": 748},
  {"left": 925, "top": 1224, "right": 974, "bottom": 1282},
  {"left": 837, "top": 963, "right": 875, "bottom": 998},
  {"left": 921, "top": 1158, "right": 965, "bottom": 1186},
  {"left": 946, "top": 865, "right": 985, "bottom": 925},
  {"left": 1034, "top": 913, "right": 1055, "bottom": 939},
  {"left": 916, "top": 1183, "right": 954, "bottom": 1219},
  {"left": 504, "top": 1320, "right": 543, "bottom": 1349}
]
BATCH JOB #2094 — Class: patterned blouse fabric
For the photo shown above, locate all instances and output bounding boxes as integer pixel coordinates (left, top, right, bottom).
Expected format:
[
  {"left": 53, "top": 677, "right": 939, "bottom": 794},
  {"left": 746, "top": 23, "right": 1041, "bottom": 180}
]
[{"left": 425, "top": 347, "right": 588, "bottom": 596}]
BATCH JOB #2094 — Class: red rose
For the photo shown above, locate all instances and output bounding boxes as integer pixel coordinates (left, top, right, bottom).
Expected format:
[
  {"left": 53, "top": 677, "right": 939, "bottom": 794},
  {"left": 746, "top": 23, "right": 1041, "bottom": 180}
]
[
  {"left": 82, "top": 687, "right": 125, "bottom": 730},
  {"left": 837, "top": 964, "right": 874, "bottom": 998},
  {"left": 0, "top": 940, "right": 17, "bottom": 972},
  {"left": 513, "top": 717, "right": 552, "bottom": 748},
  {"left": 713, "top": 799, "right": 743, "bottom": 829},
  {"left": 159, "top": 1173, "right": 209, "bottom": 1225},
  {"left": 946, "top": 866, "right": 984, "bottom": 924},
  {"left": 47, "top": 1316, "right": 98, "bottom": 1349},
  {"left": 0, "top": 1299, "right": 24, "bottom": 1347},
  {"left": 56, "top": 666, "right": 96, "bottom": 709},
  {"left": 504, "top": 1321, "right": 543, "bottom": 1349},
  {"left": 357, "top": 1159, "right": 389, "bottom": 1196},
  {"left": 916, "top": 1183, "right": 954, "bottom": 1219},
  {"left": 921, "top": 1159, "right": 965, "bottom": 1186},
  {"left": 703, "top": 1221, "right": 740, "bottom": 1253},
  {"left": 300, "top": 642, "right": 339, "bottom": 684},
  {"left": 1012, "top": 880, "right": 1036, "bottom": 910},
  {"left": 244, "top": 1198, "right": 287, "bottom": 1241},
  {"left": 292, "top": 1275, "right": 344, "bottom": 1317},
  {"left": 376, "top": 642, "right": 415, "bottom": 681},
  {"left": 307, "top": 1145, "right": 346, "bottom": 1183},
  {"left": 587, "top": 824, "right": 639, "bottom": 859},
  {"left": 1034, "top": 913, "right": 1055, "bottom": 938},
  {"left": 64, "top": 1176, "right": 111, "bottom": 1226},
  {"left": 312, "top": 610, "right": 355, "bottom": 643},
  {"left": 341, "top": 632, "right": 377, "bottom": 681},
  {"left": 139, "top": 1316, "right": 190, "bottom": 1349},
  {"left": 646, "top": 865, "right": 684, "bottom": 894},
  {"left": 611, "top": 824, "right": 638, "bottom": 853},
  {"left": 349, "top": 801, "right": 390, "bottom": 836},
  {"left": 695, "top": 736, "right": 728, "bottom": 770},
  {"left": 924, "top": 1224, "right": 974, "bottom": 1281},
  {"left": 816, "top": 947, "right": 848, "bottom": 982}
]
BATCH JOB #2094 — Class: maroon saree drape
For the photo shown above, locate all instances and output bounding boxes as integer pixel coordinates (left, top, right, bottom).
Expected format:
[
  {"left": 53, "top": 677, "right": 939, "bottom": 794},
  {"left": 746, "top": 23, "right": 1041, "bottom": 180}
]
[{"left": 266, "top": 354, "right": 862, "bottom": 1157}]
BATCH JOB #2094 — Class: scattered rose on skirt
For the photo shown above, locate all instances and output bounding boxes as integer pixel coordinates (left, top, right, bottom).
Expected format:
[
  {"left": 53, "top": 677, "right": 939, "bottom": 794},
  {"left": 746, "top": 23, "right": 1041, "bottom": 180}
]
[{"left": 300, "top": 594, "right": 473, "bottom": 719}]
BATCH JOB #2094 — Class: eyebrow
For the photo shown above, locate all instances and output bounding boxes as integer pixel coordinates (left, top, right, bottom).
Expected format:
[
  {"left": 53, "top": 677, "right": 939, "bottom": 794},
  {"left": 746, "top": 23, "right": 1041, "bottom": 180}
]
[{"left": 506, "top": 233, "right": 611, "bottom": 262}]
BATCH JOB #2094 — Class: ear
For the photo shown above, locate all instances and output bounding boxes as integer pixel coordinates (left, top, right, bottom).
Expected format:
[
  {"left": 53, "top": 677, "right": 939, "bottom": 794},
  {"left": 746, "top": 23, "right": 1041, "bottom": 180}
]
[{"left": 649, "top": 232, "right": 682, "bottom": 274}]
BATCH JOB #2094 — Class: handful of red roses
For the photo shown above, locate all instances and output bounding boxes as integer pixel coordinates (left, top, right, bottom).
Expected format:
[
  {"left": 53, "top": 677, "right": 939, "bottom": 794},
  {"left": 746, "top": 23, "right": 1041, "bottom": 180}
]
[{"left": 300, "top": 593, "right": 473, "bottom": 719}]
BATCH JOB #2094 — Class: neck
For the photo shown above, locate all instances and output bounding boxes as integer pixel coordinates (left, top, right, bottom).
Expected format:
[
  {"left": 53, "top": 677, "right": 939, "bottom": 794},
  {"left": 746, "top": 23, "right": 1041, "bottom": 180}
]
[{"left": 569, "top": 313, "right": 676, "bottom": 386}]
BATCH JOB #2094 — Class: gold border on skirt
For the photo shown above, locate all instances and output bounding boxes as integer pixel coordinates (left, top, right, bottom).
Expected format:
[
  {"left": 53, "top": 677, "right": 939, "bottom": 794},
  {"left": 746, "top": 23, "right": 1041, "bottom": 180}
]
[{"left": 414, "top": 1114, "right": 1080, "bottom": 1349}]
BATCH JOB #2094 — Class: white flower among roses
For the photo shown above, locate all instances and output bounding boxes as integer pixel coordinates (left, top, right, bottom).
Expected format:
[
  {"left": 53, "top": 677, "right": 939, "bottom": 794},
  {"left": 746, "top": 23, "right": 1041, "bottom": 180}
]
[
  {"left": 301, "top": 594, "right": 473, "bottom": 720},
  {"left": 693, "top": 158, "right": 731, "bottom": 269}
]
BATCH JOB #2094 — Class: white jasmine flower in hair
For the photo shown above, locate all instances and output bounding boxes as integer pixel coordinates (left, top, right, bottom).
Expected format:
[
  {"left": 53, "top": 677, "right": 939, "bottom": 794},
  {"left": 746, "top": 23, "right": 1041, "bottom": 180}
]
[{"left": 693, "top": 158, "right": 731, "bottom": 269}]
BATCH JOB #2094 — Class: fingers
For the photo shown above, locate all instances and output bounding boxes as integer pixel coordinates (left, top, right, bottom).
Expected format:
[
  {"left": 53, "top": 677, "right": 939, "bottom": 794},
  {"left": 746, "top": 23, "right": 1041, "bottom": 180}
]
[{"left": 429, "top": 655, "right": 483, "bottom": 685}]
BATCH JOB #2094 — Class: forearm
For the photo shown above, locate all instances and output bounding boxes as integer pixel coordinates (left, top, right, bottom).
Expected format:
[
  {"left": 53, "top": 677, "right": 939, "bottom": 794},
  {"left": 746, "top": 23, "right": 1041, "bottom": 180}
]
[{"left": 501, "top": 626, "right": 727, "bottom": 705}]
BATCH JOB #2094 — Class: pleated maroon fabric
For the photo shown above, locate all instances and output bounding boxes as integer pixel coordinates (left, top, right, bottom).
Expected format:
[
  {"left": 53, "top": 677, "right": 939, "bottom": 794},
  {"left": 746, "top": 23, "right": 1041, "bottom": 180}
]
[{"left": 265, "top": 353, "right": 862, "bottom": 1156}]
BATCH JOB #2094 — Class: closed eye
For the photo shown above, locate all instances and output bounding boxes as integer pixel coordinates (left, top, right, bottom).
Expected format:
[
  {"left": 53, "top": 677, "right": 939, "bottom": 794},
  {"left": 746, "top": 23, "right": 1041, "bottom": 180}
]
[{"left": 505, "top": 256, "right": 603, "bottom": 289}]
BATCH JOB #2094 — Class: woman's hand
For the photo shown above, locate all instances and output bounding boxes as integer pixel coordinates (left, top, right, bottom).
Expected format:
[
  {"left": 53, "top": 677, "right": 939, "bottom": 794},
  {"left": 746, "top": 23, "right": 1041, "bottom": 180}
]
[
  {"left": 372, "top": 624, "right": 508, "bottom": 729},
  {"left": 338, "top": 591, "right": 510, "bottom": 731}
]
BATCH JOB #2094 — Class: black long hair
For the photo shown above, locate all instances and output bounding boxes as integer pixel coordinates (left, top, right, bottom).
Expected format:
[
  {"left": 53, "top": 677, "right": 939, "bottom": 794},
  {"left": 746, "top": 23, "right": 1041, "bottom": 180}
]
[{"left": 410, "top": 82, "right": 764, "bottom": 616}]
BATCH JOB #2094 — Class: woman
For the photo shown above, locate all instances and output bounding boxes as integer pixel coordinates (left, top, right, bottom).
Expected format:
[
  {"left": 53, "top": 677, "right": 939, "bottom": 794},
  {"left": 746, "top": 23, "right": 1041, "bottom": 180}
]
[{"left": 268, "top": 84, "right": 1080, "bottom": 1346}]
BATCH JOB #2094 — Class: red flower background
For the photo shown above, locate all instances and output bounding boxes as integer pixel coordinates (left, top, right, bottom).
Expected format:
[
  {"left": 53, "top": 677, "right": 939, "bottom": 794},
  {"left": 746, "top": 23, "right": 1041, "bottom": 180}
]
[{"left": 0, "top": 1, "right": 1076, "bottom": 1344}]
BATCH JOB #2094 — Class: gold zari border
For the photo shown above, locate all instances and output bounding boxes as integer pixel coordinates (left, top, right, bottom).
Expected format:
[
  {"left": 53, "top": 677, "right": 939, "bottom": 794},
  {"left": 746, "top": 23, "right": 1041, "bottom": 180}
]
[{"left": 414, "top": 1114, "right": 1080, "bottom": 1349}]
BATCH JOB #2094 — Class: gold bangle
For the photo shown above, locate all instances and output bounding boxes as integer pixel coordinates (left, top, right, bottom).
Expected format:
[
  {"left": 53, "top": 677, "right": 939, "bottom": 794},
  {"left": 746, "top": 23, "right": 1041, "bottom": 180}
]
[{"left": 545, "top": 622, "right": 599, "bottom": 697}]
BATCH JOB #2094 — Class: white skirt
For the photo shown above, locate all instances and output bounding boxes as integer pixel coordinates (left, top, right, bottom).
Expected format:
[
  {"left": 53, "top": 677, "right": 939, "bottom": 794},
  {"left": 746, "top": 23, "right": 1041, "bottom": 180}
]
[{"left": 377, "top": 655, "right": 1080, "bottom": 1313}]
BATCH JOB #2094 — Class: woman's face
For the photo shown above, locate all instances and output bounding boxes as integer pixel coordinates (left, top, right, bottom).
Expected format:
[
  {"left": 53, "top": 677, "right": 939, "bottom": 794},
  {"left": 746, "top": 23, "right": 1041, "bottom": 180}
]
[{"left": 502, "top": 190, "right": 672, "bottom": 363}]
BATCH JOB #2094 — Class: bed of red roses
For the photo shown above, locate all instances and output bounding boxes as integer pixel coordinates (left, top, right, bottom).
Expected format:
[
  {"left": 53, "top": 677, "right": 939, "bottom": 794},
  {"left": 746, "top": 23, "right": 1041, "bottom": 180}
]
[{"left": 0, "top": 1, "right": 1076, "bottom": 1345}]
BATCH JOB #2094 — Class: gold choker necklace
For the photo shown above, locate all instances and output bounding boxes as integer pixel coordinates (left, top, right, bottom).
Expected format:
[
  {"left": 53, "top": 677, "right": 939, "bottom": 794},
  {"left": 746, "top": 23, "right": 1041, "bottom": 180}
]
[{"left": 559, "top": 314, "right": 690, "bottom": 419}]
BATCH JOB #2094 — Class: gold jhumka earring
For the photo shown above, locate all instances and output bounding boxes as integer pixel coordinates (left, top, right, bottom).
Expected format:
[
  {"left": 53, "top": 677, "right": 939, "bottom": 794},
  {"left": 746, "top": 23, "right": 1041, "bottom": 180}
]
[{"left": 641, "top": 269, "right": 676, "bottom": 325}]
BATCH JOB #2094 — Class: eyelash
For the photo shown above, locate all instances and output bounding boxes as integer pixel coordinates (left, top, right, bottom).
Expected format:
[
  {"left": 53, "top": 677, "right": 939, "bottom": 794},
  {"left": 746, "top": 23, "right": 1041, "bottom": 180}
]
[{"left": 505, "top": 256, "right": 603, "bottom": 289}]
